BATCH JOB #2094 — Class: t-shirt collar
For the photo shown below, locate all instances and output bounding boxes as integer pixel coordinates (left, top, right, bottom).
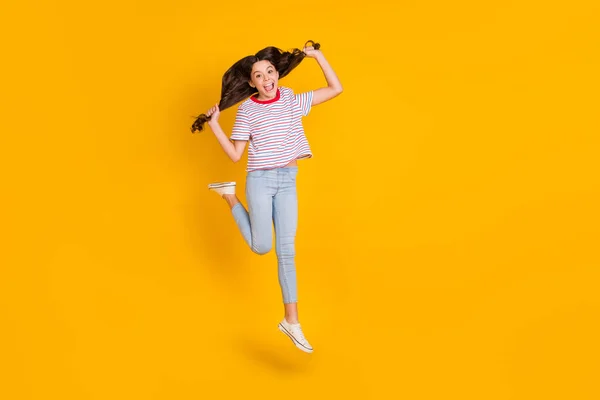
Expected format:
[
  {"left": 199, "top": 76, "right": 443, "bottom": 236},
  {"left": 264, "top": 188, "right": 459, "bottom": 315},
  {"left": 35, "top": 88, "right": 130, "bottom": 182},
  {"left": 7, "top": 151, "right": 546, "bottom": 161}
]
[{"left": 251, "top": 87, "right": 281, "bottom": 104}]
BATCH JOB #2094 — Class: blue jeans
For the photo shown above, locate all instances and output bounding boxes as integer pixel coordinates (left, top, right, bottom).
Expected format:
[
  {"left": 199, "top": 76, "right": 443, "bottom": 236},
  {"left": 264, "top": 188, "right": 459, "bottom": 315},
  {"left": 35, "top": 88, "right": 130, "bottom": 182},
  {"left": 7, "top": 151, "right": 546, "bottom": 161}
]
[{"left": 231, "top": 166, "right": 299, "bottom": 304}]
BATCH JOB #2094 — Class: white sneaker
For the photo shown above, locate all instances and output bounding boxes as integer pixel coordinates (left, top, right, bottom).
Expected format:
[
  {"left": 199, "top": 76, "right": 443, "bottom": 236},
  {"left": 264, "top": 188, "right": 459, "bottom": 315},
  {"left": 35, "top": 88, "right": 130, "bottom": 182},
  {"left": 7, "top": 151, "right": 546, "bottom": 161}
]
[
  {"left": 208, "top": 182, "right": 236, "bottom": 196},
  {"left": 278, "top": 319, "right": 313, "bottom": 353}
]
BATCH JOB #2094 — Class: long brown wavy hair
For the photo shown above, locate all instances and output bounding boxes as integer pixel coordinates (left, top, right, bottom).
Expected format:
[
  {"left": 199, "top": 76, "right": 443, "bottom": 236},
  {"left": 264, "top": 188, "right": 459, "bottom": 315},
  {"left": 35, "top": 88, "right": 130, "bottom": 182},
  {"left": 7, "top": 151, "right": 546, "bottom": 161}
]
[{"left": 190, "top": 40, "right": 320, "bottom": 133}]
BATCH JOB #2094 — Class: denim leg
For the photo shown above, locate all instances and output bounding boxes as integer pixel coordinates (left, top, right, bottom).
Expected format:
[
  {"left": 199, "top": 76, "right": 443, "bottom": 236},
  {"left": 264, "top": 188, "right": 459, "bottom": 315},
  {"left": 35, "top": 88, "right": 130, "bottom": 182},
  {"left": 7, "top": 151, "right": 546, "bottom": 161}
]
[
  {"left": 273, "top": 167, "right": 299, "bottom": 304},
  {"left": 230, "top": 171, "right": 275, "bottom": 255}
]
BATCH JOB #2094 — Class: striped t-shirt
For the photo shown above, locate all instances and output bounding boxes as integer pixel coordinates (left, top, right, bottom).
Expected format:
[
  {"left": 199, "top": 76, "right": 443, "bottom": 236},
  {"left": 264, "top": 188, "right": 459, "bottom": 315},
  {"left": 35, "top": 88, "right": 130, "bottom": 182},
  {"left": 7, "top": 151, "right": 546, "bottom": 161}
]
[{"left": 230, "top": 86, "right": 313, "bottom": 172}]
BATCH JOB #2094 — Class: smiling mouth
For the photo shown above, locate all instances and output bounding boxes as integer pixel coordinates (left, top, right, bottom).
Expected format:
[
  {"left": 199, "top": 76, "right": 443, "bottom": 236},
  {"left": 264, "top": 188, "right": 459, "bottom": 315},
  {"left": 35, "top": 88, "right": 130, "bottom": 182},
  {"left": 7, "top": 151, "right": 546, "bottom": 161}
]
[{"left": 264, "top": 83, "right": 275, "bottom": 92}]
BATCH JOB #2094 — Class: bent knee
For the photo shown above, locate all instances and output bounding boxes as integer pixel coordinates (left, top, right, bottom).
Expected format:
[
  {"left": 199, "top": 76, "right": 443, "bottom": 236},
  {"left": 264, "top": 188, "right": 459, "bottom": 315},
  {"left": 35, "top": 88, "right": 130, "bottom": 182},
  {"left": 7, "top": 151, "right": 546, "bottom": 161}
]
[{"left": 252, "top": 242, "right": 272, "bottom": 255}]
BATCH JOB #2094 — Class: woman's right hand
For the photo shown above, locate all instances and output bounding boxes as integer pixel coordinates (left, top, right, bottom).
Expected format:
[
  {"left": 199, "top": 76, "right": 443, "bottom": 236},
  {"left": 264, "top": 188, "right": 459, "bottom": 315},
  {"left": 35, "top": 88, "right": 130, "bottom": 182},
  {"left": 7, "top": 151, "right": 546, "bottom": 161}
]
[{"left": 206, "top": 103, "right": 220, "bottom": 126}]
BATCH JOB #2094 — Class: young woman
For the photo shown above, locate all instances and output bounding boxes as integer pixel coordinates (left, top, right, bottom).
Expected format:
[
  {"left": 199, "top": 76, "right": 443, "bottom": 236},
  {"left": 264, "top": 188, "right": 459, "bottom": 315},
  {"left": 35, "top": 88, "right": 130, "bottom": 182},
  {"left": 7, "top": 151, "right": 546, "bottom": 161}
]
[{"left": 192, "top": 41, "right": 342, "bottom": 353}]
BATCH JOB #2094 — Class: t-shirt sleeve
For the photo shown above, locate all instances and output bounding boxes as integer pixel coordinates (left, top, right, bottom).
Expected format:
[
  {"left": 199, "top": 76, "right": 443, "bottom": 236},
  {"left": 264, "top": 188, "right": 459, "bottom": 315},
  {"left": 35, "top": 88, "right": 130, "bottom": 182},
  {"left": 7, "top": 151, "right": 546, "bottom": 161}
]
[
  {"left": 230, "top": 106, "right": 251, "bottom": 141},
  {"left": 294, "top": 90, "right": 314, "bottom": 117}
]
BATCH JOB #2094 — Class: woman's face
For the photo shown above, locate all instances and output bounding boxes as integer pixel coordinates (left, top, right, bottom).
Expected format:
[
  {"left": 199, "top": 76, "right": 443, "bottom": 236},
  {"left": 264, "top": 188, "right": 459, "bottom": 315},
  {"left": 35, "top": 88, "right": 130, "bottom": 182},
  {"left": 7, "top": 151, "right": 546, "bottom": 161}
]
[{"left": 249, "top": 60, "right": 279, "bottom": 99}]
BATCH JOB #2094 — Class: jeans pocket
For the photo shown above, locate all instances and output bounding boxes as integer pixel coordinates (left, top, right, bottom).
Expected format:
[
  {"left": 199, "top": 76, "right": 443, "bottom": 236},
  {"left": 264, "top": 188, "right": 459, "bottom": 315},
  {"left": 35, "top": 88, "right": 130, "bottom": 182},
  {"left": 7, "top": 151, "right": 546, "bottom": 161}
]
[
  {"left": 286, "top": 167, "right": 299, "bottom": 181},
  {"left": 247, "top": 169, "right": 267, "bottom": 179}
]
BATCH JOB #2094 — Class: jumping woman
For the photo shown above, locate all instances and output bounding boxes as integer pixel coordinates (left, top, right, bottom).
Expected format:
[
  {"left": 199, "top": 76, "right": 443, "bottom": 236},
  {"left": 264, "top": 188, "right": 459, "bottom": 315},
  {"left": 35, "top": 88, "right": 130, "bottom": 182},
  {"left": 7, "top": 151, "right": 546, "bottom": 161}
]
[{"left": 191, "top": 41, "right": 343, "bottom": 353}]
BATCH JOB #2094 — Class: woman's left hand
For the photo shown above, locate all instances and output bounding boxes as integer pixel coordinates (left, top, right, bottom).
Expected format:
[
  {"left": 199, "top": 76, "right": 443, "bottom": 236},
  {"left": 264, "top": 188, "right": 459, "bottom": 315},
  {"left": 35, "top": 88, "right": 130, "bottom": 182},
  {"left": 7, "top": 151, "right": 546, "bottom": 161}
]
[{"left": 303, "top": 46, "right": 322, "bottom": 59}]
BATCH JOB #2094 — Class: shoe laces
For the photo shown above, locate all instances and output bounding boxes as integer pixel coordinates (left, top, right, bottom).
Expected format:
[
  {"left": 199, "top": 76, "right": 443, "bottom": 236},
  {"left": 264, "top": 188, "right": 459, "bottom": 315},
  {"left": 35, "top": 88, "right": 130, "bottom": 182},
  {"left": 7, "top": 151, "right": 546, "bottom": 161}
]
[{"left": 291, "top": 324, "right": 308, "bottom": 344}]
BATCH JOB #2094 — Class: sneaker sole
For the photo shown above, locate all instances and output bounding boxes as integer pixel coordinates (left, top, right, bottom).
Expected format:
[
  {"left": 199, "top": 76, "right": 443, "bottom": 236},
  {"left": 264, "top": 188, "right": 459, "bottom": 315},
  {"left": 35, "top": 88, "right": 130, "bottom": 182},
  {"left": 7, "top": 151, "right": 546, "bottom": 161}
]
[
  {"left": 208, "top": 182, "right": 236, "bottom": 189},
  {"left": 278, "top": 323, "right": 313, "bottom": 353}
]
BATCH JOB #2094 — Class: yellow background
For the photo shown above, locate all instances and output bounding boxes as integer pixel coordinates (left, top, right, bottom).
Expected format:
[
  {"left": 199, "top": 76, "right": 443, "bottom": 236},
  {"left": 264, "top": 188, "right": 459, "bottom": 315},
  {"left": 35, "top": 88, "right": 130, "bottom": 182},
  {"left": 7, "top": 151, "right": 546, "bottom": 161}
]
[{"left": 1, "top": 0, "right": 599, "bottom": 399}]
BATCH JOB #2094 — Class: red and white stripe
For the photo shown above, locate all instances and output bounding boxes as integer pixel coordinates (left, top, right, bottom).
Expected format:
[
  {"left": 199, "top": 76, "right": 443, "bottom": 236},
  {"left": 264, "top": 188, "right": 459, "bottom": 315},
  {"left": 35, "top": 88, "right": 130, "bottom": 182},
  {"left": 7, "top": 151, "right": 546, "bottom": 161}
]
[{"left": 230, "top": 86, "right": 313, "bottom": 172}]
